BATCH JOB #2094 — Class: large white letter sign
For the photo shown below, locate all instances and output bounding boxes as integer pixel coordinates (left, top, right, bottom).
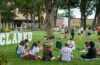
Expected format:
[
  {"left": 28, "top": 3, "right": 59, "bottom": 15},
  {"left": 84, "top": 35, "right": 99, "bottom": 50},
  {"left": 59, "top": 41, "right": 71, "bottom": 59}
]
[
  {"left": 0, "top": 34, "right": 3, "bottom": 45},
  {"left": 0, "top": 33, "right": 5, "bottom": 45},
  {"left": 23, "top": 32, "right": 28, "bottom": 40},
  {"left": 12, "top": 33, "right": 17, "bottom": 44},
  {"left": 18, "top": 32, "right": 22, "bottom": 43},
  {"left": 6, "top": 33, "right": 11, "bottom": 45},
  {"left": 27, "top": 32, "right": 32, "bottom": 41}
]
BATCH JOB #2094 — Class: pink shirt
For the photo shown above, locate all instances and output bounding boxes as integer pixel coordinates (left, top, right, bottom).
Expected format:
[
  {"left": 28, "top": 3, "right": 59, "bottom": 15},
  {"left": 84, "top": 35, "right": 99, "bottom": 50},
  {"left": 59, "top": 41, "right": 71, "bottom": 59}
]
[{"left": 97, "top": 26, "right": 100, "bottom": 32}]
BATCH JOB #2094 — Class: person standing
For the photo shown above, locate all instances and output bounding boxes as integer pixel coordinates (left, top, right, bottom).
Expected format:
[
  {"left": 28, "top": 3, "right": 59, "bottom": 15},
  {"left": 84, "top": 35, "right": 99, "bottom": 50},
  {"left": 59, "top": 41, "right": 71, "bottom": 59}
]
[
  {"left": 0, "top": 22, "right": 2, "bottom": 32},
  {"left": 70, "top": 28, "right": 74, "bottom": 40},
  {"left": 77, "top": 27, "right": 82, "bottom": 40},
  {"left": 86, "top": 26, "right": 93, "bottom": 41},
  {"left": 97, "top": 26, "right": 100, "bottom": 36},
  {"left": 80, "top": 26, "right": 84, "bottom": 34},
  {"left": 60, "top": 26, "right": 65, "bottom": 38}
]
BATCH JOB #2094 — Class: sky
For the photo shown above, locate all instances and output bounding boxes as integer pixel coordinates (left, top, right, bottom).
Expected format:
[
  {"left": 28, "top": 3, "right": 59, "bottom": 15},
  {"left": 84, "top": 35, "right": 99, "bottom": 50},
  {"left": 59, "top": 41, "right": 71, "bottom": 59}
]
[{"left": 58, "top": 8, "right": 95, "bottom": 19}]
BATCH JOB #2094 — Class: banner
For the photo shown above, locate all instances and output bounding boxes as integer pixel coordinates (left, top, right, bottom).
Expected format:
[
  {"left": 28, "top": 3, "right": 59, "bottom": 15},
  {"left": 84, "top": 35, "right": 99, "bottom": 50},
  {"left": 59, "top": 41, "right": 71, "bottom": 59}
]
[{"left": 0, "top": 32, "right": 33, "bottom": 45}]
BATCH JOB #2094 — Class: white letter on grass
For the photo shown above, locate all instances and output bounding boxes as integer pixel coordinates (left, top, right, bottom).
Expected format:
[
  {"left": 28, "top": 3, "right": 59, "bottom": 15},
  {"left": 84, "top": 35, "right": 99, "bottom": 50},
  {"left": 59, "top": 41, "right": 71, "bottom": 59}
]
[
  {"left": 23, "top": 32, "right": 28, "bottom": 40},
  {"left": 18, "top": 32, "right": 22, "bottom": 43},
  {"left": 12, "top": 33, "right": 17, "bottom": 44},
  {"left": 27, "top": 32, "right": 32, "bottom": 41},
  {"left": 0, "top": 33, "right": 5, "bottom": 45},
  {"left": 6, "top": 33, "right": 11, "bottom": 45}
]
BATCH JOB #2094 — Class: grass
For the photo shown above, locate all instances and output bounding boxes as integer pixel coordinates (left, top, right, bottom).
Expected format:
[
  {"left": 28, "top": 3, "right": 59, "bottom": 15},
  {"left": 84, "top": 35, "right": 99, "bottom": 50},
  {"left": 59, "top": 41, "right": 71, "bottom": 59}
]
[{"left": 0, "top": 31, "right": 100, "bottom": 65}]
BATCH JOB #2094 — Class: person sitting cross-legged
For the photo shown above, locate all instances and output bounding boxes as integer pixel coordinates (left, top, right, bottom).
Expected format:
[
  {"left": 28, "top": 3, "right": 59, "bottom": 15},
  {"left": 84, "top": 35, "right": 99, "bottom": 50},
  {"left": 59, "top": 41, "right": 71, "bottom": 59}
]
[
  {"left": 16, "top": 41, "right": 26, "bottom": 58},
  {"left": 42, "top": 42, "right": 54, "bottom": 61},
  {"left": 81, "top": 41, "right": 97, "bottom": 60},
  {"left": 67, "top": 38, "right": 76, "bottom": 50},
  {"left": 59, "top": 43, "right": 73, "bottom": 62},
  {"left": 23, "top": 42, "right": 40, "bottom": 60},
  {"left": 24, "top": 39, "right": 29, "bottom": 49}
]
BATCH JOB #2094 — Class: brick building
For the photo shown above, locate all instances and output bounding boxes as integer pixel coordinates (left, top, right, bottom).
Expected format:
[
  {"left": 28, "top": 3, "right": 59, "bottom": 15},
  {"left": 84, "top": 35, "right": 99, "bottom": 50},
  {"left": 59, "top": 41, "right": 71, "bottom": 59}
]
[{"left": 56, "top": 18, "right": 94, "bottom": 27}]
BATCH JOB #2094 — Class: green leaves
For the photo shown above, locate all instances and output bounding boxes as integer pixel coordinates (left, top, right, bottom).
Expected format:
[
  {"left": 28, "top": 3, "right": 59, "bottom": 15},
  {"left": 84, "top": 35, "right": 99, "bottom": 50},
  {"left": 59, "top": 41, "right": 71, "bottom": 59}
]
[
  {"left": 0, "top": 0, "right": 16, "bottom": 22},
  {"left": 0, "top": 53, "right": 8, "bottom": 65}
]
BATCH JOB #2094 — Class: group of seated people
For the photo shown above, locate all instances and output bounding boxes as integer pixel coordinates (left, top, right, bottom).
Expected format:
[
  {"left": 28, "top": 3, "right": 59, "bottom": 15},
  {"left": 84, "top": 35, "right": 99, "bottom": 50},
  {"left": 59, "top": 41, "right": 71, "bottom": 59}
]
[{"left": 16, "top": 38, "right": 100, "bottom": 62}]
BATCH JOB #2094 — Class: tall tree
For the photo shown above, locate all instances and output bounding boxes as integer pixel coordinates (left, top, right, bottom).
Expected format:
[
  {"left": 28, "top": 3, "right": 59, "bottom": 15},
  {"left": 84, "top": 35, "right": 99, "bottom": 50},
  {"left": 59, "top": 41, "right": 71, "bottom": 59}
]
[
  {"left": 16, "top": 0, "right": 32, "bottom": 23},
  {"left": 59, "top": 0, "right": 79, "bottom": 27},
  {"left": 35, "top": 0, "right": 44, "bottom": 28},
  {"left": 0, "top": 0, "right": 15, "bottom": 22},
  {"left": 16, "top": 0, "right": 45, "bottom": 29},
  {"left": 44, "top": 0, "right": 58, "bottom": 38},
  {"left": 92, "top": 0, "right": 100, "bottom": 27},
  {"left": 79, "top": 0, "right": 94, "bottom": 29}
]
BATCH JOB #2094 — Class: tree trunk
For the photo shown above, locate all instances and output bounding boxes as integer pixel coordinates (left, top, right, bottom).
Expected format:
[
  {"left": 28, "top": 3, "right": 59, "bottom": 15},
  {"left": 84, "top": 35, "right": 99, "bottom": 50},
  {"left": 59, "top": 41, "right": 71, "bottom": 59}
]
[
  {"left": 46, "top": 10, "right": 53, "bottom": 38},
  {"left": 30, "top": 12, "right": 33, "bottom": 20},
  {"left": 68, "top": 7, "right": 70, "bottom": 28},
  {"left": 83, "top": 15, "right": 86, "bottom": 30},
  {"left": 26, "top": 8, "right": 29, "bottom": 30},
  {"left": 44, "top": 0, "right": 58, "bottom": 38},
  {"left": 92, "top": 13, "right": 97, "bottom": 28},
  {"left": 0, "top": 13, "right": 1, "bottom": 23},
  {"left": 97, "top": 13, "right": 100, "bottom": 26},
  {"left": 54, "top": 8, "right": 58, "bottom": 27},
  {"left": 37, "top": 6, "right": 41, "bottom": 29}
]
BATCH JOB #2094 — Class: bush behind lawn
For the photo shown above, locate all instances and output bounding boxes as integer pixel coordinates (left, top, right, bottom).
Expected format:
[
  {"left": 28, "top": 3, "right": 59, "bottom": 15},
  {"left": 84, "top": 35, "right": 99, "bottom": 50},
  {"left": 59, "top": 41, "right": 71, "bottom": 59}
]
[{"left": 0, "top": 31, "right": 100, "bottom": 65}]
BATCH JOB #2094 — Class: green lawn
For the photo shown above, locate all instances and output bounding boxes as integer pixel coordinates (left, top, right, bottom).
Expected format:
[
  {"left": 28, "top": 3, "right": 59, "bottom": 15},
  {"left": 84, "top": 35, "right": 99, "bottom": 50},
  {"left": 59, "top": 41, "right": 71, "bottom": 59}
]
[{"left": 0, "top": 31, "right": 100, "bottom": 65}]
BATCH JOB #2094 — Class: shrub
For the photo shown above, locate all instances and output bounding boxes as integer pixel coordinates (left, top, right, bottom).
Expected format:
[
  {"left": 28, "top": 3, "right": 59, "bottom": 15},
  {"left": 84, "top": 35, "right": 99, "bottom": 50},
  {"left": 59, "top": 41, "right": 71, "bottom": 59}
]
[
  {"left": 3, "top": 27, "right": 10, "bottom": 32},
  {"left": 0, "top": 53, "right": 8, "bottom": 65}
]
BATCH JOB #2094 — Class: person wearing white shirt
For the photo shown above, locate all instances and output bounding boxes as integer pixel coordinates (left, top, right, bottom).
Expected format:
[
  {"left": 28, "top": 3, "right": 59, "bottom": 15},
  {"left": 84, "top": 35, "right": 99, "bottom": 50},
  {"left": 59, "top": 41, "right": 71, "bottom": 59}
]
[
  {"left": 77, "top": 27, "right": 82, "bottom": 40},
  {"left": 80, "top": 27, "right": 83, "bottom": 34},
  {"left": 29, "top": 46, "right": 39, "bottom": 56},
  {"left": 60, "top": 43, "right": 73, "bottom": 62},
  {"left": 78, "top": 28, "right": 81, "bottom": 35},
  {"left": 23, "top": 42, "right": 40, "bottom": 60},
  {"left": 16, "top": 41, "right": 26, "bottom": 57},
  {"left": 67, "top": 39, "right": 76, "bottom": 50}
]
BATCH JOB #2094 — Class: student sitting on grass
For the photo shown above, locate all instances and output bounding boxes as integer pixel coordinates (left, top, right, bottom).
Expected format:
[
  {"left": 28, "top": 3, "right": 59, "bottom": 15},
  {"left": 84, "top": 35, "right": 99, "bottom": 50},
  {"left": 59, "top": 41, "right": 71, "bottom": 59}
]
[
  {"left": 43, "top": 41, "right": 51, "bottom": 50},
  {"left": 96, "top": 38, "right": 100, "bottom": 56},
  {"left": 60, "top": 43, "right": 73, "bottom": 62},
  {"left": 56, "top": 39, "right": 62, "bottom": 50},
  {"left": 67, "top": 38, "right": 76, "bottom": 50},
  {"left": 23, "top": 42, "right": 40, "bottom": 60},
  {"left": 79, "top": 41, "right": 90, "bottom": 56},
  {"left": 81, "top": 41, "right": 96, "bottom": 60},
  {"left": 37, "top": 41, "right": 42, "bottom": 50},
  {"left": 42, "top": 42, "right": 54, "bottom": 61},
  {"left": 16, "top": 41, "right": 26, "bottom": 58},
  {"left": 24, "top": 39, "right": 29, "bottom": 49}
]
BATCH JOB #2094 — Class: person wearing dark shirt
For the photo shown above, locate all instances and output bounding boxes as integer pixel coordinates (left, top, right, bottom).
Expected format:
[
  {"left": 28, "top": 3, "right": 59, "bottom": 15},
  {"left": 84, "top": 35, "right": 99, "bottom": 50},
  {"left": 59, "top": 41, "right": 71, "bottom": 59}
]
[
  {"left": 70, "top": 28, "right": 74, "bottom": 40},
  {"left": 81, "top": 41, "right": 96, "bottom": 59},
  {"left": 24, "top": 39, "right": 29, "bottom": 49},
  {"left": 42, "top": 43, "right": 53, "bottom": 61}
]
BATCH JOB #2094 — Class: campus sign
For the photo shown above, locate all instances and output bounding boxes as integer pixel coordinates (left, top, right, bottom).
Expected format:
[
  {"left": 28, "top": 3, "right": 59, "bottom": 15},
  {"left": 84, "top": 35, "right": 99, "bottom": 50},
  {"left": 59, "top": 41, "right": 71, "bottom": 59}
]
[{"left": 0, "top": 32, "right": 33, "bottom": 45}]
